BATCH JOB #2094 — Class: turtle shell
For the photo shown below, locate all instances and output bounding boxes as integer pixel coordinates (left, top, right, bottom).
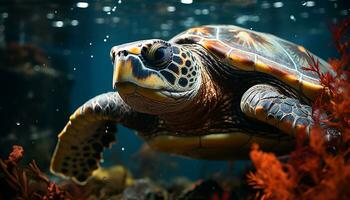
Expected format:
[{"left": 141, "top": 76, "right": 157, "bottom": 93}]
[{"left": 170, "top": 25, "right": 334, "bottom": 101}]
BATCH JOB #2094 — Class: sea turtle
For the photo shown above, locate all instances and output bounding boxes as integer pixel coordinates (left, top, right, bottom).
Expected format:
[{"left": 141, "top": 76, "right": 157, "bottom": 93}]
[{"left": 50, "top": 25, "right": 339, "bottom": 184}]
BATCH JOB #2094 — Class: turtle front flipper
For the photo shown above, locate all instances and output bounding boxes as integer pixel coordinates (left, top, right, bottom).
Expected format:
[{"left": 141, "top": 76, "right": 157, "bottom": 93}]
[
  {"left": 50, "top": 92, "right": 149, "bottom": 184},
  {"left": 240, "top": 84, "right": 340, "bottom": 141}
]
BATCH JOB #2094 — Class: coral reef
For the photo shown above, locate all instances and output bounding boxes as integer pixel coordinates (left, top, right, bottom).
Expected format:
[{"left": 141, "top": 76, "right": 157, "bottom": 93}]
[
  {"left": 0, "top": 145, "right": 71, "bottom": 200},
  {"left": 247, "top": 17, "right": 350, "bottom": 200},
  {"left": 0, "top": 145, "right": 242, "bottom": 200},
  {"left": 4, "top": 19, "right": 349, "bottom": 200},
  {"left": 0, "top": 145, "right": 137, "bottom": 200}
]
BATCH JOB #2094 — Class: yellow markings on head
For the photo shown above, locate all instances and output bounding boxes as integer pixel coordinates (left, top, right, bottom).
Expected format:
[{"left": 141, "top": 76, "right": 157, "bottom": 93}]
[
  {"left": 113, "top": 59, "right": 164, "bottom": 89},
  {"left": 117, "top": 83, "right": 170, "bottom": 104},
  {"left": 128, "top": 47, "right": 141, "bottom": 55},
  {"left": 136, "top": 86, "right": 169, "bottom": 102},
  {"left": 137, "top": 74, "right": 164, "bottom": 87},
  {"left": 113, "top": 59, "right": 131, "bottom": 86}
]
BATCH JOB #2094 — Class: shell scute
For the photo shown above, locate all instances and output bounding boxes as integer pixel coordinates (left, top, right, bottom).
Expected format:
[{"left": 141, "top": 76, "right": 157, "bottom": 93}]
[
  {"left": 276, "top": 39, "right": 318, "bottom": 79},
  {"left": 171, "top": 25, "right": 334, "bottom": 100},
  {"left": 228, "top": 48, "right": 255, "bottom": 71},
  {"left": 255, "top": 56, "right": 300, "bottom": 90},
  {"left": 201, "top": 40, "right": 230, "bottom": 59},
  {"left": 187, "top": 26, "right": 217, "bottom": 39},
  {"left": 218, "top": 27, "right": 295, "bottom": 69}
]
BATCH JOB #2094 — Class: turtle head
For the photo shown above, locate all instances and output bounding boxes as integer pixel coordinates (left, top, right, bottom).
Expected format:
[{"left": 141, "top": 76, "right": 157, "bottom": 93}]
[{"left": 110, "top": 39, "right": 201, "bottom": 114}]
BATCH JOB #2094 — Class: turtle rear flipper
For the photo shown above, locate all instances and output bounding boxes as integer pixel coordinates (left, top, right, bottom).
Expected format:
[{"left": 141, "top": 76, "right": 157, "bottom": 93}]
[{"left": 50, "top": 92, "right": 127, "bottom": 184}]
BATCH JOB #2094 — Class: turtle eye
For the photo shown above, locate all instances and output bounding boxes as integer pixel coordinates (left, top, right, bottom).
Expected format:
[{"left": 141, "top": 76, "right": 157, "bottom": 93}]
[{"left": 144, "top": 43, "right": 172, "bottom": 67}]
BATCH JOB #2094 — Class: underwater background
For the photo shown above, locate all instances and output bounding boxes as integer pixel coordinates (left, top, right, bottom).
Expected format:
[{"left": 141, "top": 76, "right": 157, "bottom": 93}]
[{"left": 0, "top": 0, "right": 349, "bottom": 199}]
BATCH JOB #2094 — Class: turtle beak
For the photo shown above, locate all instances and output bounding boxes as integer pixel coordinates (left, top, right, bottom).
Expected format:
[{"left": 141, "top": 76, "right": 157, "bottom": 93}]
[
  {"left": 111, "top": 44, "right": 135, "bottom": 90},
  {"left": 112, "top": 54, "right": 138, "bottom": 90},
  {"left": 112, "top": 56, "right": 117, "bottom": 89},
  {"left": 111, "top": 43, "right": 166, "bottom": 91},
  {"left": 112, "top": 53, "right": 165, "bottom": 91},
  {"left": 112, "top": 55, "right": 124, "bottom": 90}
]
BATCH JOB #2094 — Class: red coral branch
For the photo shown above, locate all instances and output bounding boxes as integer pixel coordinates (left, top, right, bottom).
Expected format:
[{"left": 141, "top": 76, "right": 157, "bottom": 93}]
[
  {"left": 0, "top": 145, "right": 72, "bottom": 200},
  {"left": 0, "top": 146, "right": 30, "bottom": 199},
  {"left": 248, "top": 17, "right": 350, "bottom": 200},
  {"left": 332, "top": 17, "right": 350, "bottom": 57},
  {"left": 28, "top": 160, "right": 50, "bottom": 184}
]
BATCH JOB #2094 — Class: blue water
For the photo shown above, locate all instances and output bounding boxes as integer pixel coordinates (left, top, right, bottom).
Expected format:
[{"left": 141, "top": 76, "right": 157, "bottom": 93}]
[{"left": 0, "top": 0, "right": 348, "bottom": 181}]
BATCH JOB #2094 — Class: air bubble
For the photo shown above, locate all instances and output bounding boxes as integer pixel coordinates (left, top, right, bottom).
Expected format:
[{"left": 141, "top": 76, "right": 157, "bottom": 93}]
[
  {"left": 103, "top": 6, "right": 111, "bottom": 12},
  {"left": 290, "top": 15, "right": 296, "bottom": 21},
  {"left": 273, "top": 2, "right": 283, "bottom": 8},
  {"left": 167, "top": 6, "right": 176, "bottom": 12}
]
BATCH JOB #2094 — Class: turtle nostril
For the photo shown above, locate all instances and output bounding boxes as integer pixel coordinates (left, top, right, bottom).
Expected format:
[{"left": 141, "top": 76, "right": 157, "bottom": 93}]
[{"left": 118, "top": 50, "right": 128, "bottom": 57}]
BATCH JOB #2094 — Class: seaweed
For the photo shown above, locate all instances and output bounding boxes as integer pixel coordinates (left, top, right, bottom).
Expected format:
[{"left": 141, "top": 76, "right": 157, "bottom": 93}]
[
  {"left": 247, "top": 17, "right": 350, "bottom": 200},
  {"left": 0, "top": 145, "right": 72, "bottom": 200}
]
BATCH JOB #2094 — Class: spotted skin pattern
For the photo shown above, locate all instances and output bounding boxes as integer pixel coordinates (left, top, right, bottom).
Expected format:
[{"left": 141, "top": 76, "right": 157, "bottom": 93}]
[
  {"left": 111, "top": 40, "right": 201, "bottom": 99},
  {"left": 158, "top": 46, "right": 198, "bottom": 88}
]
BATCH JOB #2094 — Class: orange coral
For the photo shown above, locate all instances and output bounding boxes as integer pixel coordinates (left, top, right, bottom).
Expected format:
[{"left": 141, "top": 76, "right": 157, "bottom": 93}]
[
  {"left": 247, "top": 17, "right": 350, "bottom": 200},
  {"left": 247, "top": 144, "right": 297, "bottom": 200},
  {"left": 7, "top": 145, "right": 24, "bottom": 164}
]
